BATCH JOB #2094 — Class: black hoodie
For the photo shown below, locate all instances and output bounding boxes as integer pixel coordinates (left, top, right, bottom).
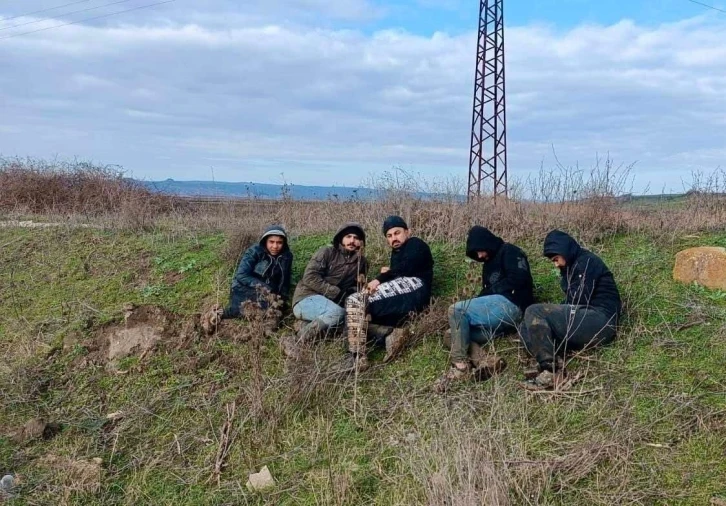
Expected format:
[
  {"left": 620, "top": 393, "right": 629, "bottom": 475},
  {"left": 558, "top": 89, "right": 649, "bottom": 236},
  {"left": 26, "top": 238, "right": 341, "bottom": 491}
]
[
  {"left": 543, "top": 230, "right": 621, "bottom": 319},
  {"left": 466, "top": 226, "right": 534, "bottom": 310},
  {"left": 375, "top": 236, "right": 434, "bottom": 294}
]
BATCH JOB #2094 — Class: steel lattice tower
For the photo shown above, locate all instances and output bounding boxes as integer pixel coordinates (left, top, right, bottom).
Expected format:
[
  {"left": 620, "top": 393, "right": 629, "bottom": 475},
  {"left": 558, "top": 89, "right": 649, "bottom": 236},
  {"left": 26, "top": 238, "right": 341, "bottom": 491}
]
[{"left": 468, "top": 0, "right": 507, "bottom": 200}]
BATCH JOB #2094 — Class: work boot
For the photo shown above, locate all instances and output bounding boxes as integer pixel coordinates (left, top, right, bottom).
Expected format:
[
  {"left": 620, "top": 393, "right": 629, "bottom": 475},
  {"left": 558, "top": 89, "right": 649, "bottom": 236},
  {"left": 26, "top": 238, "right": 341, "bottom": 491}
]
[
  {"left": 473, "top": 355, "right": 507, "bottom": 382},
  {"left": 383, "top": 328, "right": 406, "bottom": 363},
  {"left": 338, "top": 352, "right": 369, "bottom": 374},
  {"left": 201, "top": 304, "right": 223, "bottom": 335},
  {"left": 367, "top": 323, "right": 393, "bottom": 347},
  {"left": 298, "top": 319, "right": 326, "bottom": 343},
  {"left": 279, "top": 334, "right": 302, "bottom": 361},
  {"left": 433, "top": 361, "right": 472, "bottom": 393}
]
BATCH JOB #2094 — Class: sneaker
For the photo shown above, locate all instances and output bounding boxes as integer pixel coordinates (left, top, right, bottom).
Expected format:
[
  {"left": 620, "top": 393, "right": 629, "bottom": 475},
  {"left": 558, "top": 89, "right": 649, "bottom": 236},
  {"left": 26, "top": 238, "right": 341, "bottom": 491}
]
[
  {"left": 201, "top": 305, "right": 223, "bottom": 335},
  {"left": 433, "top": 362, "right": 471, "bottom": 393}
]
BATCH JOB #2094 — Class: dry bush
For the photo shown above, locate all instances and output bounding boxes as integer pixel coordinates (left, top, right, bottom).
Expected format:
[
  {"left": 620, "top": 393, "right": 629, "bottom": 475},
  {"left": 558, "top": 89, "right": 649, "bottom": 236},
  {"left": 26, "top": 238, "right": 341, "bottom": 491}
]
[
  {"left": 0, "top": 157, "right": 181, "bottom": 228},
  {"left": 5, "top": 156, "right": 726, "bottom": 245},
  {"left": 221, "top": 224, "right": 259, "bottom": 266}
]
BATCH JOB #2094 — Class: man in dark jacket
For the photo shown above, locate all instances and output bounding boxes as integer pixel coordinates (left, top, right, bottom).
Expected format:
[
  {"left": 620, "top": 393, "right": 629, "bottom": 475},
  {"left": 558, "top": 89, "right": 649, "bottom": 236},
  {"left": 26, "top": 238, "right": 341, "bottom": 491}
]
[
  {"left": 291, "top": 223, "right": 368, "bottom": 342},
  {"left": 520, "top": 230, "right": 621, "bottom": 389},
  {"left": 434, "top": 226, "right": 534, "bottom": 392},
  {"left": 343, "top": 215, "right": 434, "bottom": 370},
  {"left": 202, "top": 225, "right": 293, "bottom": 334}
]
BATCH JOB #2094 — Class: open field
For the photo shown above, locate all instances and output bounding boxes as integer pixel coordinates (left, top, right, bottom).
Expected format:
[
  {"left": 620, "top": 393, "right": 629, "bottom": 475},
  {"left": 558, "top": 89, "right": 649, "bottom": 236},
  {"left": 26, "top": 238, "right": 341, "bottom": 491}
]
[
  {"left": 2, "top": 160, "right": 726, "bottom": 504},
  {"left": 1, "top": 221, "right": 726, "bottom": 505}
]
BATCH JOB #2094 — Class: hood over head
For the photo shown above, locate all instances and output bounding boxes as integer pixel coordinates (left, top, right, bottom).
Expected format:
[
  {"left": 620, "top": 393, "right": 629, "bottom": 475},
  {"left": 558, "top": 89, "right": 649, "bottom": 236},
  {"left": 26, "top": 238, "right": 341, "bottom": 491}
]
[
  {"left": 466, "top": 226, "right": 504, "bottom": 261},
  {"left": 333, "top": 222, "right": 366, "bottom": 246},
  {"left": 259, "top": 225, "right": 290, "bottom": 253},
  {"left": 543, "top": 230, "right": 581, "bottom": 265}
]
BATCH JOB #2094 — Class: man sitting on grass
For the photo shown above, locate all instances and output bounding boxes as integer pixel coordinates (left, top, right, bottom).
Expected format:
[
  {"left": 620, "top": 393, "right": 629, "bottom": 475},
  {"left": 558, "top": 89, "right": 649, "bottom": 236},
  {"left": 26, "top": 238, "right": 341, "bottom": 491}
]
[
  {"left": 520, "top": 230, "right": 621, "bottom": 389},
  {"left": 434, "top": 226, "right": 534, "bottom": 393},
  {"left": 342, "top": 215, "right": 434, "bottom": 371},
  {"left": 286, "top": 223, "right": 368, "bottom": 348},
  {"left": 201, "top": 225, "right": 293, "bottom": 334}
]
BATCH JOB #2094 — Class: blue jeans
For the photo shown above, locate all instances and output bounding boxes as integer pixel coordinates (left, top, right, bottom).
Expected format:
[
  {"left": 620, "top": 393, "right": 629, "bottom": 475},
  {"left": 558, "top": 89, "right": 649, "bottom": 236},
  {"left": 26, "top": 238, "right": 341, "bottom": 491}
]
[
  {"left": 448, "top": 294, "right": 523, "bottom": 362},
  {"left": 293, "top": 295, "right": 346, "bottom": 328}
]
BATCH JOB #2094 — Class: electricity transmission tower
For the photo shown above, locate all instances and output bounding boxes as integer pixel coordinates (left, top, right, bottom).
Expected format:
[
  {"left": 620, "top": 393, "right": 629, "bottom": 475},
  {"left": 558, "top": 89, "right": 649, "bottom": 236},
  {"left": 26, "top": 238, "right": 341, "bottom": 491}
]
[{"left": 468, "top": 0, "right": 508, "bottom": 200}]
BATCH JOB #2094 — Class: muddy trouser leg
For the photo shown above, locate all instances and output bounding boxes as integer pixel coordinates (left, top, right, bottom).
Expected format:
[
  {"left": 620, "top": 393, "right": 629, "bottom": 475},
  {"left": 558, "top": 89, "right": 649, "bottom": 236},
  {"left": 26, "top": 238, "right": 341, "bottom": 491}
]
[
  {"left": 221, "top": 287, "right": 262, "bottom": 319},
  {"left": 521, "top": 304, "right": 616, "bottom": 370},
  {"left": 345, "top": 293, "right": 368, "bottom": 355}
]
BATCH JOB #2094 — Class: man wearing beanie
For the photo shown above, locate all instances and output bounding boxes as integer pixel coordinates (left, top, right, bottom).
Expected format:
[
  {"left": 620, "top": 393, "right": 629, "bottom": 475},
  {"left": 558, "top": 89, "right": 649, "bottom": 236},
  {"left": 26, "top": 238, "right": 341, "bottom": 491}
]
[
  {"left": 287, "top": 223, "right": 368, "bottom": 347},
  {"left": 342, "top": 215, "right": 434, "bottom": 371}
]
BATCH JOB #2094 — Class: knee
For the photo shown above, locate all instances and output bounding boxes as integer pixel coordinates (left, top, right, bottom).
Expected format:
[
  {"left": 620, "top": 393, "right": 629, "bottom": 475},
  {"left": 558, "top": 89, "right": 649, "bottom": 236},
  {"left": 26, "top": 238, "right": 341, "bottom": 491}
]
[
  {"left": 524, "top": 304, "right": 545, "bottom": 323},
  {"left": 448, "top": 302, "right": 466, "bottom": 318},
  {"left": 322, "top": 306, "right": 346, "bottom": 327}
]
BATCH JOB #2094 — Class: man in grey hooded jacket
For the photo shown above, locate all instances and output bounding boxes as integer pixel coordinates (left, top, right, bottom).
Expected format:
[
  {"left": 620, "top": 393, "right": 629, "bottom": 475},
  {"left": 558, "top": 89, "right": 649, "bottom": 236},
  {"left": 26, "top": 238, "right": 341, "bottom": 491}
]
[{"left": 202, "top": 225, "right": 292, "bottom": 334}]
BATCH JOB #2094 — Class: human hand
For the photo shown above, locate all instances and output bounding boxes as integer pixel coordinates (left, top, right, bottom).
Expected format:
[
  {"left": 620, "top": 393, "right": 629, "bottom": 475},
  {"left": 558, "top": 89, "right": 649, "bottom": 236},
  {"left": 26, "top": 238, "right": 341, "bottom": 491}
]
[
  {"left": 367, "top": 279, "right": 381, "bottom": 293},
  {"left": 380, "top": 267, "right": 390, "bottom": 274}
]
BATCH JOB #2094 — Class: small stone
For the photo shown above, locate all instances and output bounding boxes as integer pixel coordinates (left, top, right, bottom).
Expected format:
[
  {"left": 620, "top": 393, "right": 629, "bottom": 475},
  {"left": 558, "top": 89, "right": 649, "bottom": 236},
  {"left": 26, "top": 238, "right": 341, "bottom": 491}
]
[
  {"left": 106, "top": 411, "right": 125, "bottom": 422},
  {"left": 0, "top": 475, "right": 15, "bottom": 492},
  {"left": 16, "top": 418, "right": 47, "bottom": 442},
  {"left": 246, "top": 465, "right": 275, "bottom": 492}
]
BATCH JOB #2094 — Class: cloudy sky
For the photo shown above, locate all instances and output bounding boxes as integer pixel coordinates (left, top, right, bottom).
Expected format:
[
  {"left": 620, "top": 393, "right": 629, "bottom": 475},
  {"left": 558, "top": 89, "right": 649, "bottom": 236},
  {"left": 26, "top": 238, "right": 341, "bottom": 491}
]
[{"left": 1, "top": 0, "right": 725, "bottom": 192}]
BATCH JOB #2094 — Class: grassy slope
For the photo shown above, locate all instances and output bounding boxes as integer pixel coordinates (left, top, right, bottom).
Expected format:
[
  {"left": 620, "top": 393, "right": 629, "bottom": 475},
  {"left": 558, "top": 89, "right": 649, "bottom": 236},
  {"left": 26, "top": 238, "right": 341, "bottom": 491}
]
[{"left": 0, "top": 227, "right": 725, "bottom": 505}]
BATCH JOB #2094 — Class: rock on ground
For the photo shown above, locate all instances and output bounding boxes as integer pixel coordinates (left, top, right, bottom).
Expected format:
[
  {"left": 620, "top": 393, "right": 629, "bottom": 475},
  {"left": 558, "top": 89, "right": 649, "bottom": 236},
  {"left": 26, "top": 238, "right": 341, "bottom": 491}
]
[
  {"left": 246, "top": 466, "right": 275, "bottom": 492},
  {"left": 673, "top": 246, "right": 726, "bottom": 291}
]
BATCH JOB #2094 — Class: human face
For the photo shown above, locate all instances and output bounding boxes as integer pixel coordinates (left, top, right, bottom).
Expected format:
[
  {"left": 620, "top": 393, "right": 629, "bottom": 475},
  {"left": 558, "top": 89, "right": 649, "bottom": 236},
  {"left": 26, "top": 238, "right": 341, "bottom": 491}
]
[
  {"left": 386, "top": 227, "right": 410, "bottom": 249},
  {"left": 477, "top": 251, "right": 489, "bottom": 261},
  {"left": 551, "top": 255, "right": 566, "bottom": 268},
  {"left": 341, "top": 233, "right": 362, "bottom": 252},
  {"left": 266, "top": 236, "right": 285, "bottom": 256}
]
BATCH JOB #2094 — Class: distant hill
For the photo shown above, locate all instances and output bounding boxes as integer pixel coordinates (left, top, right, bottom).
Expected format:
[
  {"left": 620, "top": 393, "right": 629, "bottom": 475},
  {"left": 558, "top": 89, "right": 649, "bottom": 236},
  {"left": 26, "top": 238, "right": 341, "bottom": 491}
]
[{"left": 137, "top": 179, "right": 378, "bottom": 201}]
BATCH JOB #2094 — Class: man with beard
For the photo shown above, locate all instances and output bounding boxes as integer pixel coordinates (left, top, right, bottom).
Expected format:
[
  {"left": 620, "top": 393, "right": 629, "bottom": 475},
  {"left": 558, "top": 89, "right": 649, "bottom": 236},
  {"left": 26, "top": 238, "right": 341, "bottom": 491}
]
[
  {"left": 201, "top": 225, "right": 293, "bottom": 334},
  {"left": 342, "top": 215, "right": 434, "bottom": 371},
  {"left": 289, "top": 223, "right": 368, "bottom": 344},
  {"left": 520, "top": 230, "right": 621, "bottom": 389},
  {"left": 434, "top": 226, "right": 534, "bottom": 392}
]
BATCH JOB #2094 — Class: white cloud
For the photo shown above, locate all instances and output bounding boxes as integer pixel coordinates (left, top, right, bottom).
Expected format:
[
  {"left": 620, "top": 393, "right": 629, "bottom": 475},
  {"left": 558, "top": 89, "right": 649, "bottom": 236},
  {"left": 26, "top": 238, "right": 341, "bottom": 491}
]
[{"left": 0, "top": 9, "right": 724, "bottom": 191}]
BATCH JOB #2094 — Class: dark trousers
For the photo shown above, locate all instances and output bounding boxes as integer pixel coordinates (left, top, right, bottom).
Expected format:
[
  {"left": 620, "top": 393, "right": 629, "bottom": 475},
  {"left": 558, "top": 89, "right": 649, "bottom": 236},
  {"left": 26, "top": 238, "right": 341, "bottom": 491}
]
[
  {"left": 520, "top": 303, "right": 616, "bottom": 369},
  {"left": 222, "top": 287, "right": 270, "bottom": 319}
]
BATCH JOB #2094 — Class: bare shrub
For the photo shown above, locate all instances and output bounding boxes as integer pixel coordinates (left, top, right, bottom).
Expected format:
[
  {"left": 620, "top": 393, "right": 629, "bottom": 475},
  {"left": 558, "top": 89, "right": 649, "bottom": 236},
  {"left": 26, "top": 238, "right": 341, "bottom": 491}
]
[
  {"left": 222, "top": 225, "right": 259, "bottom": 266},
  {"left": 0, "top": 157, "right": 181, "bottom": 228}
]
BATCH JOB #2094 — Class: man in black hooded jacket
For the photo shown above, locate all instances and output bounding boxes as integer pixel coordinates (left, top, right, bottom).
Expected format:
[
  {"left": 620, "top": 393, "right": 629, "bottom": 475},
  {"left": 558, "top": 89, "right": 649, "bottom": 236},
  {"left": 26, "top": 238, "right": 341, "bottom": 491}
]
[
  {"left": 434, "top": 226, "right": 534, "bottom": 391},
  {"left": 520, "top": 230, "right": 621, "bottom": 388}
]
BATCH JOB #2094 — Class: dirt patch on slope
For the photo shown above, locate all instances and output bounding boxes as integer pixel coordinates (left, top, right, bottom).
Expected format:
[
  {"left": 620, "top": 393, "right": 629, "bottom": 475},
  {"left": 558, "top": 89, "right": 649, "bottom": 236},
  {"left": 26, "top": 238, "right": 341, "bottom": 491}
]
[{"left": 85, "top": 305, "right": 181, "bottom": 370}]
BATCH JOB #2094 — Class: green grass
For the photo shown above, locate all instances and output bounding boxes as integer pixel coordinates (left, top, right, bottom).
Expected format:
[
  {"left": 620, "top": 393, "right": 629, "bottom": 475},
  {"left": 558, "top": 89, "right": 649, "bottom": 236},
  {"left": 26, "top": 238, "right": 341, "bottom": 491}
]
[{"left": 1, "top": 226, "right": 725, "bottom": 505}]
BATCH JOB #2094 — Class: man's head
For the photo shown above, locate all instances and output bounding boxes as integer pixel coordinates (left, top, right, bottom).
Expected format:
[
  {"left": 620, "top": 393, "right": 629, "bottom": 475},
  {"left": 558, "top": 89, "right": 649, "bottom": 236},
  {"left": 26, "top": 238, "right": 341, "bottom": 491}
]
[
  {"left": 550, "top": 254, "right": 566, "bottom": 268},
  {"left": 543, "top": 229, "right": 581, "bottom": 269},
  {"left": 466, "top": 226, "right": 503, "bottom": 263},
  {"left": 383, "top": 216, "right": 410, "bottom": 249},
  {"left": 260, "top": 225, "right": 288, "bottom": 257},
  {"left": 265, "top": 235, "right": 285, "bottom": 256},
  {"left": 333, "top": 223, "right": 366, "bottom": 252}
]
